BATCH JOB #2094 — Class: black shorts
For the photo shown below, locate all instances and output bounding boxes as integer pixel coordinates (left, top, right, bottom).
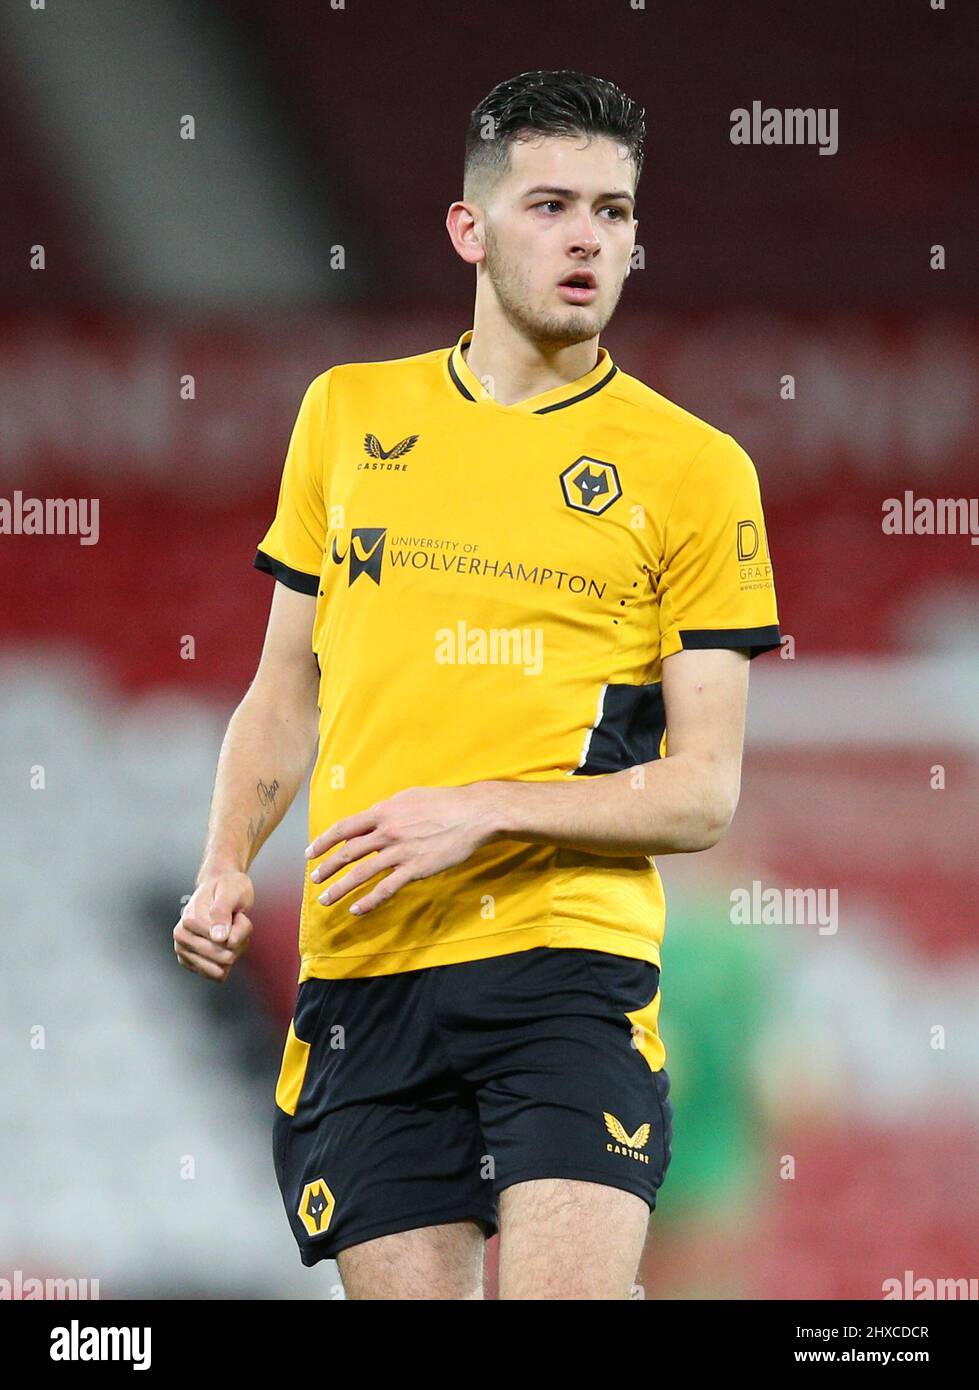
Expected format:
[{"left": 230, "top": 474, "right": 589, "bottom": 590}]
[{"left": 272, "top": 945, "right": 673, "bottom": 1265}]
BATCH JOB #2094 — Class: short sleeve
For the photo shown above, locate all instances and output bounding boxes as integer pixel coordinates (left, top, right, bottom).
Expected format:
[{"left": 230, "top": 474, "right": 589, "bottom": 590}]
[
  {"left": 253, "top": 370, "right": 331, "bottom": 595},
  {"left": 657, "top": 431, "right": 780, "bottom": 660}
]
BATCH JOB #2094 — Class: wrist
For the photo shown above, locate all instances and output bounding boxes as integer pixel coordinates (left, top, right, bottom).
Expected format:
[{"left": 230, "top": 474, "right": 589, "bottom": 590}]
[
  {"left": 478, "top": 780, "right": 517, "bottom": 843},
  {"left": 197, "top": 855, "right": 248, "bottom": 886}
]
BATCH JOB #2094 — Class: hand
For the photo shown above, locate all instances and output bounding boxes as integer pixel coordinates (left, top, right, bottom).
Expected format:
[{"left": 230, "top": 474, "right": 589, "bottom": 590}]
[
  {"left": 173, "top": 870, "right": 255, "bottom": 982},
  {"left": 306, "top": 784, "right": 504, "bottom": 917}
]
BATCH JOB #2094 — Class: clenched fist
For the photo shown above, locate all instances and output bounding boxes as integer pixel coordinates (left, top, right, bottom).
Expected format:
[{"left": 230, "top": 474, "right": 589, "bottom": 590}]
[{"left": 173, "top": 871, "right": 255, "bottom": 982}]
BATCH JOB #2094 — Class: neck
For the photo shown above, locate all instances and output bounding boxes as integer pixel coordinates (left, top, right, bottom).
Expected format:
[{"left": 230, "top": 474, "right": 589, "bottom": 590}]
[{"left": 463, "top": 296, "right": 600, "bottom": 407}]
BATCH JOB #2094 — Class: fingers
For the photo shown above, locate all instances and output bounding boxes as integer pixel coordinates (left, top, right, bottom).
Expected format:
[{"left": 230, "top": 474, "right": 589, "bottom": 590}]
[
  {"left": 225, "top": 910, "right": 254, "bottom": 953},
  {"left": 315, "top": 846, "right": 396, "bottom": 905},
  {"left": 311, "top": 834, "right": 386, "bottom": 891},
  {"left": 305, "top": 807, "right": 378, "bottom": 862},
  {"left": 208, "top": 874, "right": 253, "bottom": 942},
  {"left": 174, "top": 940, "right": 230, "bottom": 981},
  {"left": 173, "top": 919, "right": 251, "bottom": 982},
  {"left": 179, "top": 890, "right": 221, "bottom": 944},
  {"left": 344, "top": 863, "right": 418, "bottom": 917},
  {"left": 173, "top": 882, "right": 254, "bottom": 982},
  {"left": 173, "top": 929, "right": 233, "bottom": 980},
  {"left": 173, "top": 916, "right": 234, "bottom": 963},
  {"left": 179, "top": 876, "right": 245, "bottom": 942}
]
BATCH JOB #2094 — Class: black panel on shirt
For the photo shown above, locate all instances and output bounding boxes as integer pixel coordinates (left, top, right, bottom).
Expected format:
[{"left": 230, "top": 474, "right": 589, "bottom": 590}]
[{"left": 573, "top": 681, "right": 667, "bottom": 775}]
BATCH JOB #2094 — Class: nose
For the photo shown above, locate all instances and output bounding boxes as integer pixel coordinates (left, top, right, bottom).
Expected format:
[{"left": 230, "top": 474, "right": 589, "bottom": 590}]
[{"left": 568, "top": 211, "right": 601, "bottom": 255}]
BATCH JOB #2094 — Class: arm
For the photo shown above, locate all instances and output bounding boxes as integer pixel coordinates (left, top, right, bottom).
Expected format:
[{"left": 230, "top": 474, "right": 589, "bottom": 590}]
[
  {"left": 197, "top": 582, "right": 320, "bottom": 877},
  {"left": 305, "top": 648, "right": 750, "bottom": 915},
  {"left": 173, "top": 582, "right": 320, "bottom": 980},
  {"left": 486, "top": 646, "right": 750, "bottom": 857}
]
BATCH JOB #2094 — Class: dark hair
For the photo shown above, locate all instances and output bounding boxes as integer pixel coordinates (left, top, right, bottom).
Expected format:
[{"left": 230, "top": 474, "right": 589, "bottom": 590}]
[{"left": 464, "top": 70, "right": 645, "bottom": 200}]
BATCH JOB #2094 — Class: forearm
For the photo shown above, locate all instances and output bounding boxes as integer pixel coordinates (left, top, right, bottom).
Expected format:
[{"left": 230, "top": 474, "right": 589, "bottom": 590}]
[
  {"left": 197, "top": 687, "right": 318, "bottom": 882},
  {"left": 484, "top": 754, "right": 738, "bottom": 858}
]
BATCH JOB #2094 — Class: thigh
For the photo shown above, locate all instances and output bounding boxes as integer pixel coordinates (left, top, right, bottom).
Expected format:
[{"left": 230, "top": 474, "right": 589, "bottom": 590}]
[
  {"left": 497, "top": 1177, "right": 650, "bottom": 1299},
  {"left": 337, "top": 1219, "right": 487, "bottom": 1300}
]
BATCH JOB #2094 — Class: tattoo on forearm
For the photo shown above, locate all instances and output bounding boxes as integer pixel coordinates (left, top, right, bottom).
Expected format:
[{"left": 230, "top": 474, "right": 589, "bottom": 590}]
[
  {"left": 247, "top": 778, "right": 281, "bottom": 848},
  {"left": 257, "top": 777, "right": 280, "bottom": 809}
]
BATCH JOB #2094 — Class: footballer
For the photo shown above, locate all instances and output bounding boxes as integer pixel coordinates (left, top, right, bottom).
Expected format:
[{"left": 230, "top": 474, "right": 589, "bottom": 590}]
[{"left": 175, "top": 69, "right": 780, "bottom": 1300}]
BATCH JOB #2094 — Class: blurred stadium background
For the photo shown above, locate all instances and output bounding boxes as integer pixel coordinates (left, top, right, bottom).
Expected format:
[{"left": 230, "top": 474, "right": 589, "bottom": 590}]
[{"left": 1, "top": 0, "right": 975, "bottom": 1300}]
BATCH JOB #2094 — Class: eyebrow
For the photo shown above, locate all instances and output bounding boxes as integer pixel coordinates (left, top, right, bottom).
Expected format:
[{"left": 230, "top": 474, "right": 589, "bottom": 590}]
[{"left": 522, "top": 185, "right": 635, "bottom": 207}]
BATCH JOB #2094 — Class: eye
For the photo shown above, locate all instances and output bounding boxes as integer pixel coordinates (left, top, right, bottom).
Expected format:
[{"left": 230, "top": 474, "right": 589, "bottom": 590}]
[
  {"left": 534, "top": 200, "right": 564, "bottom": 214},
  {"left": 602, "top": 206, "right": 626, "bottom": 221}
]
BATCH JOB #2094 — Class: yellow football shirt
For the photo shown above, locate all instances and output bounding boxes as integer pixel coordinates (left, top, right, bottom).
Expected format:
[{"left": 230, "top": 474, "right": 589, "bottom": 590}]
[{"left": 255, "top": 328, "right": 780, "bottom": 982}]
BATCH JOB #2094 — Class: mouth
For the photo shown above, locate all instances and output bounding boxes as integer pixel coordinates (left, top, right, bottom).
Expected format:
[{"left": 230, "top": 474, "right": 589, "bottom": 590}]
[{"left": 557, "top": 269, "right": 598, "bottom": 304}]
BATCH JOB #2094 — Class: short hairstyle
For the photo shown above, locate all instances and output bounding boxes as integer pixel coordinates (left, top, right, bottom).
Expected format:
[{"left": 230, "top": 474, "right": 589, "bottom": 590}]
[{"left": 464, "top": 70, "right": 645, "bottom": 201}]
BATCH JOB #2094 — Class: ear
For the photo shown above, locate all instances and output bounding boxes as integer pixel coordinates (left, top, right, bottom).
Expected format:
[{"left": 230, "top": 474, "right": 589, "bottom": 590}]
[
  {"left": 446, "top": 201, "right": 485, "bottom": 266},
  {"left": 625, "top": 216, "right": 639, "bottom": 276}
]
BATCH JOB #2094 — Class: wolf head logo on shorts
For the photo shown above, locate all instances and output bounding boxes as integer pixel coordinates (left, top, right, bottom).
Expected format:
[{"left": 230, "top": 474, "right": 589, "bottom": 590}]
[
  {"left": 604, "top": 1112, "right": 651, "bottom": 1164},
  {"left": 298, "top": 1178, "right": 336, "bottom": 1237}
]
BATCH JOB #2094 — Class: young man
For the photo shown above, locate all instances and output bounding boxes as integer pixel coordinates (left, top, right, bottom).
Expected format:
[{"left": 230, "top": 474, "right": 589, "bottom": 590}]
[{"left": 175, "top": 70, "right": 780, "bottom": 1300}]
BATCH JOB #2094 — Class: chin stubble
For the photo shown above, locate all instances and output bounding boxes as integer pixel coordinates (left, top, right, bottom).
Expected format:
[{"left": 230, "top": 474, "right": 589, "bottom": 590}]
[{"left": 483, "top": 227, "right": 623, "bottom": 346}]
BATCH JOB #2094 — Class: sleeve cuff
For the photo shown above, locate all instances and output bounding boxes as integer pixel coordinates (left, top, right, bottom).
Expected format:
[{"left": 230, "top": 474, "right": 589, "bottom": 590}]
[
  {"left": 253, "top": 548, "right": 320, "bottom": 596},
  {"left": 677, "top": 625, "right": 781, "bottom": 659}
]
